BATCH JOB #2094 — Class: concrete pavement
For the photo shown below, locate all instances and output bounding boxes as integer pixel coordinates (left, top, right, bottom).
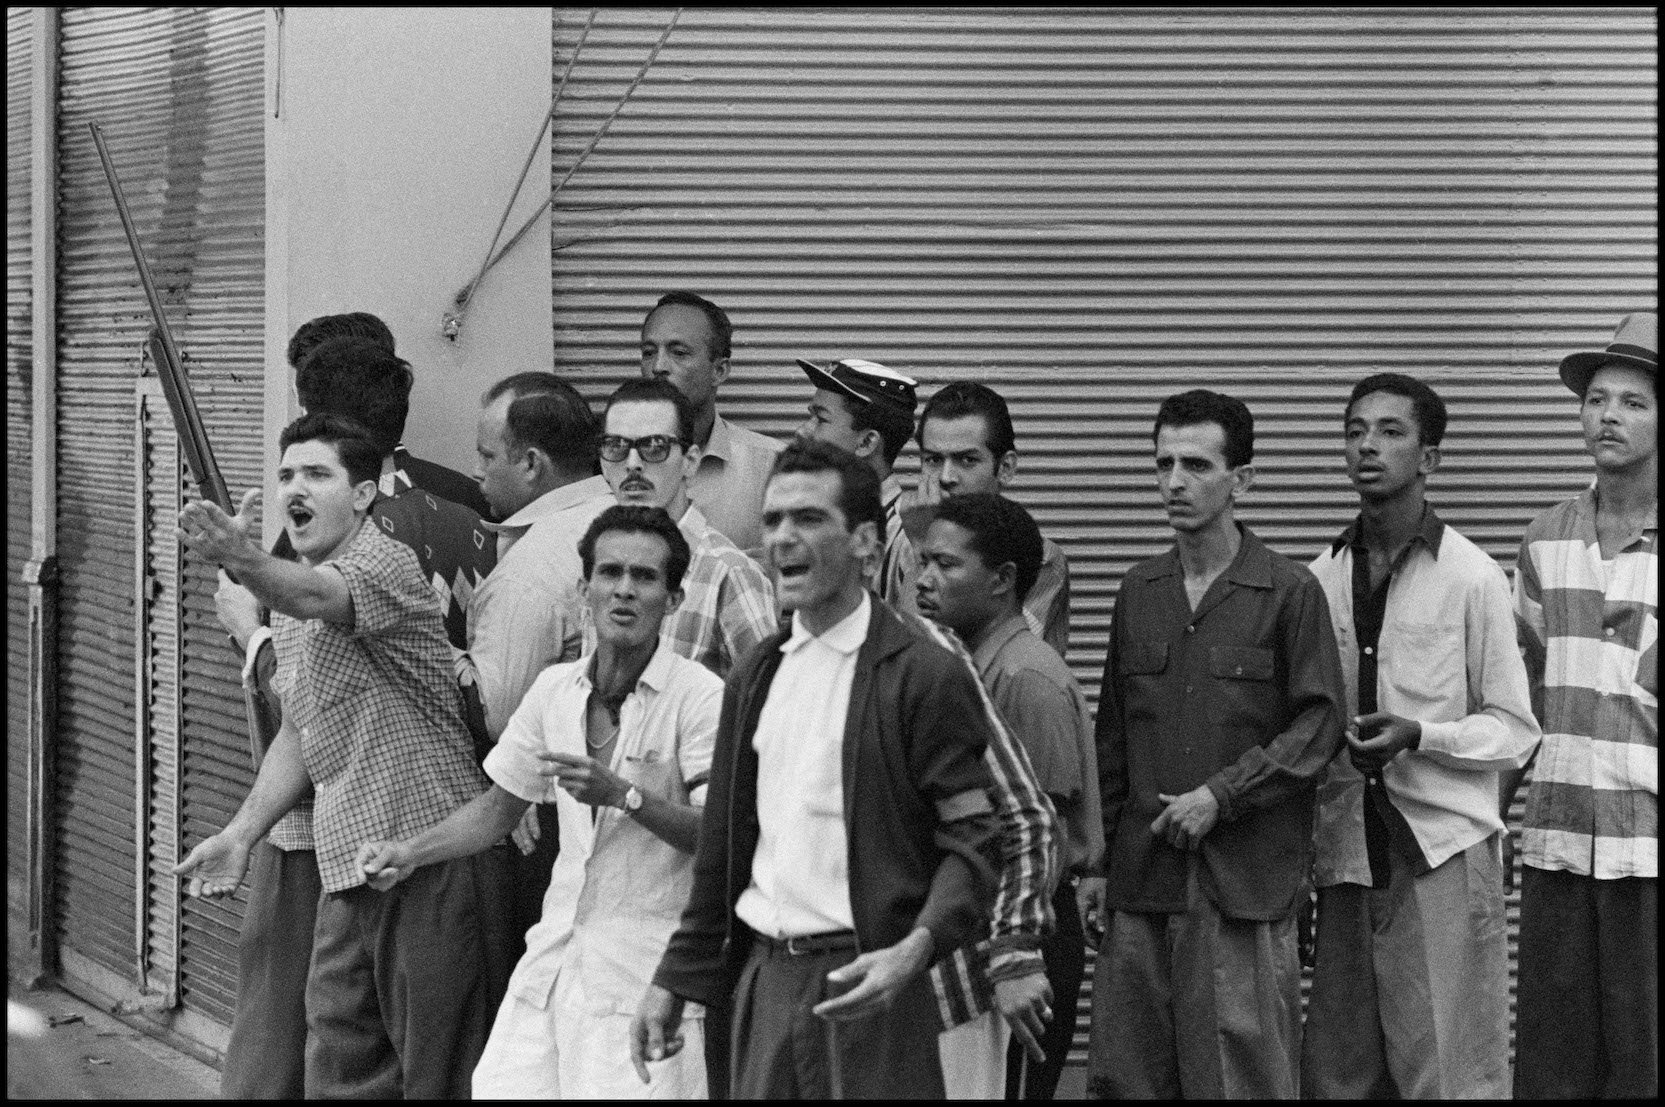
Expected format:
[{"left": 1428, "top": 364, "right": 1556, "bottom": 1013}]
[{"left": 7, "top": 981, "right": 218, "bottom": 1100}]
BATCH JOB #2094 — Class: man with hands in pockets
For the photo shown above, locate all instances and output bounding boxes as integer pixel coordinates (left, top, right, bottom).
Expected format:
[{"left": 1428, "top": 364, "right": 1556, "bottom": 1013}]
[{"left": 355, "top": 504, "right": 722, "bottom": 1098}]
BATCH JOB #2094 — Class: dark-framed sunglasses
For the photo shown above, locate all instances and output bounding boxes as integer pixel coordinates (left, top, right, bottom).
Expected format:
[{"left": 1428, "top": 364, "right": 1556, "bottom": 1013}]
[{"left": 597, "top": 434, "right": 685, "bottom": 464}]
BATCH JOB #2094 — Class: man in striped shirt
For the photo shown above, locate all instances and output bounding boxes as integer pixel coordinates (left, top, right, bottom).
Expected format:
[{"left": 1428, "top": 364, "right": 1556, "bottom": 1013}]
[
  {"left": 794, "top": 356, "right": 923, "bottom": 614},
  {"left": 1503, "top": 311, "right": 1657, "bottom": 1100}
]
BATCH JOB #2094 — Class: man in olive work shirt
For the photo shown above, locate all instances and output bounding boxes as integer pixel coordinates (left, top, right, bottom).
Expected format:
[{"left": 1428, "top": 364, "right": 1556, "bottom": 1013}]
[{"left": 1083, "top": 390, "right": 1346, "bottom": 1099}]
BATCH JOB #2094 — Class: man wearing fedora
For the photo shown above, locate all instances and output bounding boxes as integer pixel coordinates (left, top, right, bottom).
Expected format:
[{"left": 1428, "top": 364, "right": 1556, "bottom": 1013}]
[
  {"left": 1501, "top": 311, "right": 1657, "bottom": 1099},
  {"left": 795, "top": 357, "right": 924, "bottom": 613}
]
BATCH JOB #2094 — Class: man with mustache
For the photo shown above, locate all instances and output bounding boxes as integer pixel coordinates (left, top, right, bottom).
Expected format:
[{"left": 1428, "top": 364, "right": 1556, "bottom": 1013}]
[
  {"left": 173, "top": 413, "right": 505, "bottom": 1098},
  {"left": 594, "top": 377, "right": 777, "bottom": 680},
  {"left": 1302, "top": 374, "right": 1538, "bottom": 1098},
  {"left": 1084, "top": 389, "right": 1345, "bottom": 1098},
  {"left": 1502, "top": 312, "right": 1658, "bottom": 1100}
]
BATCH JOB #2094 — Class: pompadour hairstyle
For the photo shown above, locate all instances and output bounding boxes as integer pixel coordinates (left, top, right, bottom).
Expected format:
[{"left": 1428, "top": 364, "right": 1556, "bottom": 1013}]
[
  {"left": 577, "top": 504, "right": 693, "bottom": 595},
  {"left": 482, "top": 372, "right": 599, "bottom": 474},
  {"left": 918, "top": 380, "right": 1017, "bottom": 459},
  {"left": 278, "top": 411, "right": 383, "bottom": 489},
  {"left": 648, "top": 291, "right": 734, "bottom": 363},
  {"left": 1345, "top": 372, "right": 1449, "bottom": 447},
  {"left": 1153, "top": 389, "right": 1255, "bottom": 469},
  {"left": 286, "top": 312, "right": 396, "bottom": 370},
  {"left": 604, "top": 377, "right": 697, "bottom": 446},
  {"left": 768, "top": 438, "right": 885, "bottom": 535},
  {"left": 931, "top": 492, "right": 1044, "bottom": 604},
  {"left": 293, "top": 338, "right": 414, "bottom": 456}
]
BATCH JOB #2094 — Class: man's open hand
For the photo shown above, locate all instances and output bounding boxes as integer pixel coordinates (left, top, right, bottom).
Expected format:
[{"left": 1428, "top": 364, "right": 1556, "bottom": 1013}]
[
  {"left": 629, "top": 985, "right": 687, "bottom": 1084},
  {"left": 811, "top": 928, "right": 934, "bottom": 1023},
  {"left": 1151, "top": 785, "right": 1219, "bottom": 851},
  {"left": 171, "top": 831, "right": 251, "bottom": 898},
  {"left": 994, "top": 969, "right": 1053, "bottom": 1063},
  {"left": 178, "top": 488, "right": 261, "bottom": 569}
]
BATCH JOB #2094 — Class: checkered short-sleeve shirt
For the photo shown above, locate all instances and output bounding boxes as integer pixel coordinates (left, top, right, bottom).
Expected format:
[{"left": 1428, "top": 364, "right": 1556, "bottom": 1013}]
[{"left": 273, "top": 522, "right": 489, "bottom": 892}]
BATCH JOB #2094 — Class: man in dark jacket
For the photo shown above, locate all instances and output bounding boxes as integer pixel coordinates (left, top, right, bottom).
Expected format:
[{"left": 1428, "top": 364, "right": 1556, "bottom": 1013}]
[{"left": 630, "top": 439, "right": 1002, "bottom": 1098}]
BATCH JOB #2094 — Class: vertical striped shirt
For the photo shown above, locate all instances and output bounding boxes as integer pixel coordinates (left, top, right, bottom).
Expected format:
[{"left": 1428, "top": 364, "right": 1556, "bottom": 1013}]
[
  {"left": 902, "top": 609, "right": 1060, "bottom": 1030},
  {"left": 878, "top": 474, "right": 920, "bottom": 616},
  {"left": 1513, "top": 488, "right": 1657, "bottom": 879}
]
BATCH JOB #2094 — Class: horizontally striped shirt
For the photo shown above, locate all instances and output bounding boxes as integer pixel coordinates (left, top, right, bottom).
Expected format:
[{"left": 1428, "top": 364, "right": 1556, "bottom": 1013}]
[
  {"left": 903, "top": 609, "right": 1060, "bottom": 1031},
  {"left": 1513, "top": 488, "right": 1657, "bottom": 880}
]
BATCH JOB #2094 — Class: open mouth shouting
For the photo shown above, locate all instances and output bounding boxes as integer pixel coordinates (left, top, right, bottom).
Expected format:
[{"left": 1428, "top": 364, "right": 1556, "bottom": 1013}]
[{"left": 286, "top": 500, "right": 316, "bottom": 533}]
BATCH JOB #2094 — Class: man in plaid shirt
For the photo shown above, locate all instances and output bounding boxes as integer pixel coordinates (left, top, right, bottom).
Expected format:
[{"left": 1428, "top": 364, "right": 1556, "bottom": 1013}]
[
  {"left": 594, "top": 377, "right": 777, "bottom": 680},
  {"left": 1503, "top": 312, "right": 1657, "bottom": 1100},
  {"left": 174, "top": 413, "right": 506, "bottom": 1099}
]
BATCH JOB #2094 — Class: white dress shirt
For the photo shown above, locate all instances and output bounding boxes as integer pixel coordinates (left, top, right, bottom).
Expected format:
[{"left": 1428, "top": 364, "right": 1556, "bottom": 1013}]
[
  {"left": 483, "top": 639, "right": 722, "bottom": 1014},
  {"left": 735, "top": 593, "right": 872, "bottom": 938}
]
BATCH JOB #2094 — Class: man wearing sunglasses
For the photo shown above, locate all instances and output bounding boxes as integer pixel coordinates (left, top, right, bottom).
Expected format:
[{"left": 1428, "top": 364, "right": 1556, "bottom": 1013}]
[{"left": 595, "top": 377, "right": 777, "bottom": 681}]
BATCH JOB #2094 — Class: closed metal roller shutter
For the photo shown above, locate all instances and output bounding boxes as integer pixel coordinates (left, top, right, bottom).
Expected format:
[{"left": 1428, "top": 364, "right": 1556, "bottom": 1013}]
[
  {"left": 54, "top": 5, "right": 263, "bottom": 1037},
  {"left": 7, "top": 5, "right": 35, "bottom": 956},
  {"left": 548, "top": 6, "right": 1656, "bottom": 1072}
]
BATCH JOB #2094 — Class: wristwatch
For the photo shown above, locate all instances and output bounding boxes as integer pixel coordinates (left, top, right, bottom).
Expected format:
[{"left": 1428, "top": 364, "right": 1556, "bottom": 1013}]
[{"left": 619, "top": 783, "right": 644, "bottom": 814}]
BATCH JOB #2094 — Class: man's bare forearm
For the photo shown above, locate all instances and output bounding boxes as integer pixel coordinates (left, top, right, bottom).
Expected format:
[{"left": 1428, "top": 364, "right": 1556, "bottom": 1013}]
[
  {"left": 223, "top": 720, "right": 312, "bottom": 848},
  {"left": 398, "top": 784, "right": 530, "bottom": 871}
]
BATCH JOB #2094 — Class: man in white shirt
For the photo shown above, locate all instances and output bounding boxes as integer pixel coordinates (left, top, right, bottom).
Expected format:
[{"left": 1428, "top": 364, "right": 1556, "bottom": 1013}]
[
  {"left": 1304, "top": 374, "right": 1539, "bottom": 1097},
  {"left": 640, "top": 291, "right": 783, "bottom": 554},
  {"left": 467, "top": 372, "right": 615, "bottom": 950},
  {"left": 356, "top": 505, "right": 722, "bottom": 1098},
  {"left": 631, "top": 439, "right": 1002, "bottom": 1097}
]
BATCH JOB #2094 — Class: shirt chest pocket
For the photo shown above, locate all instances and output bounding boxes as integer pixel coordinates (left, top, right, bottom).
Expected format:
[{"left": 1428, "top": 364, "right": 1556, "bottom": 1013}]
[
  {"left": 304, "top": 637, "right": 371, "bottom": 713},
  {"left": 1206, "top": 645, "right": 1280, "bottom": 732},
  {"left": 1384, "top": 622, "right": 1465, "bottom": 713},
  {"left": 1121, "top": 641, "right": 1170, "bottom": 676}
]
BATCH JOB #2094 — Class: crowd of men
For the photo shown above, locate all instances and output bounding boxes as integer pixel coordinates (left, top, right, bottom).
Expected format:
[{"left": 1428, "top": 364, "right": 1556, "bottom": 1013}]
[{"left": 172, "top": 297, "right": 1656, "bottom": 1100}]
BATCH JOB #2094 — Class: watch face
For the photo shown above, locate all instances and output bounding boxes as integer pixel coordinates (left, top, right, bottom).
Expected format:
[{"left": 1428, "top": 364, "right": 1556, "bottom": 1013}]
[{"left": 625, "top": 785, "right": 643, "bottom": 811}]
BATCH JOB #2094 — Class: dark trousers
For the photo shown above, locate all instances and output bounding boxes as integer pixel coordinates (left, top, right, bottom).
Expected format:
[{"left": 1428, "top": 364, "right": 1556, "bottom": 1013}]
[
  {"left": 1514, "top": 867, "right": 1657, "bottom": 1099},
  {"left": 303, "top": 850, "right": 511, "bottom": 1099},
  {"left": 221, "top": 842, "right": 320, "bottom": 1099},
  {"left": 730, "top": 938, "right": 946, "bottom": 1098},
  {"left": 1006, "top": 879, "right": 1085, "bottom": 1100},
  {"left": 503, "top": 802, "right": 559, "bottom": 964}
]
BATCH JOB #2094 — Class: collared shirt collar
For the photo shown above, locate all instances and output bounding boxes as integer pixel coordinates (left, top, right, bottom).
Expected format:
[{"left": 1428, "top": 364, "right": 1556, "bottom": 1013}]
[
  {"left": 701, "top": 413, "right": 737, "bottom": 465},
  {"left": 677, "top": 501, "right": 710, "bottom": 541},
  {"left": 782, "top": 590, "right": 871, "bottom": 656},
  {"left": 881, "top": 472, "right": 904, "bottom": 511},
  {"left": 1575, "top": 485, "right": 1659, "bottom": 549},
  {"left": 1137, "top": 524, "right": 1274, "bottom": 588},
  {"left": 1330, "top": 502, "right": 1447, "bottom": 559},
  {"left": 970, "top": 612, "right": 1030, "bottom": 679},
  {"left": 484, "top": 473, "right": 612, "bottom": 535},
  {"left": 579, "top": 635, "right": 675, "bottom": 696}
]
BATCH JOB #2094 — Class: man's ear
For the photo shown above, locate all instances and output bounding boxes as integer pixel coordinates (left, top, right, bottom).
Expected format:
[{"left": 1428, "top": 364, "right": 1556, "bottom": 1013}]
[
  {"left": 850, "top": 518, "right": 880, "bottom": 560},
  {"left": 1231, "top": 463, "right": 1256, "bottom": 499},
  {"left": 991, "top": 558, "right": 1018, "bottom": 599},
  {"left": 1419, "top": 443, "right": 1441, "bottom": 477},
  {"left": 664, "top": 586, "right": 685, "bottom": 616},
  {"left": 351, "top": 479, "right": 378, "bottom": 513},
  {"left": 711, "top": 356, "right": 731, "bottom": 390},
  {"left": 681, "top": 443, "right": 702, "bottom": 485},
  {"left": 995, "top": 450, "right": 1018, "bottom": 489},
  {"left": 853, "top": 428, "right": 882, "bottom": 461}
]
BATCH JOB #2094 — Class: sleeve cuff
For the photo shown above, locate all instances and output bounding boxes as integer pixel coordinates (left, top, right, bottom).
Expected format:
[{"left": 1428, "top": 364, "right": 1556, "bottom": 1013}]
[
  {"left": 1416, "top": 720, "right": 1458, "bottom": 756},
  {"left": 242, "top": 627, "right": 273, "bottom": 683},
  {"left": 1205, "top": 776, "right": 1233, "bottom": 822}
]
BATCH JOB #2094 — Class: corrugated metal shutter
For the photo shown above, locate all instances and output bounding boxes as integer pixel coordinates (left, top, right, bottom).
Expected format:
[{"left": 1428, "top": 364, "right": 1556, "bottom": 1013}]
[
  {"left": 7, "top": 4, "right": 35, "bottom": 958},
  {"left": 548, "top": 6, "right": 1656, "bottom": 1073},
  {"left": 54, "top": 6, "right": 263, "bottom": 1037}
]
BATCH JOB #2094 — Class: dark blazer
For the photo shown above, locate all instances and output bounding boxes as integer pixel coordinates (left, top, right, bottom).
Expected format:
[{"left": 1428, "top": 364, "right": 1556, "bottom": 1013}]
[{"left": 652, "top": 595, "right": 1002, "bottom": 1007}]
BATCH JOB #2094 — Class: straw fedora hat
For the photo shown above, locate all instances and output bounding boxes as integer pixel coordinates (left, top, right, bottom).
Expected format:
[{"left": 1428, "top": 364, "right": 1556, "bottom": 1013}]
[{"left": 1558, "top": 311, "right": 1657, "bottom": 396}]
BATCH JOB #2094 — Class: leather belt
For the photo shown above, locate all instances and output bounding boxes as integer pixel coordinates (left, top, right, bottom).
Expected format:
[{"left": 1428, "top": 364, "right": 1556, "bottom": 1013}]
[{"left": 750, "top": 928, "right": 859, "bottom": 957}]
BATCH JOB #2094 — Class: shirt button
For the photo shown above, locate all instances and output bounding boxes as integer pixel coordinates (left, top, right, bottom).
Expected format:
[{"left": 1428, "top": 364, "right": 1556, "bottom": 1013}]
[
  {"left": 1185, "top": 684, "right": 1193, "bottom": 694},
  {"left": 1363, "top": 646, "right": 1374, "bottom": 656},
  {"left": 1234, "top": 667, "right": 1243, "bottom": 676},
  {"left": 1186, "top": 625, "right": 1196, "bottom": 634},
  {"left": 1604, "top": 627, "right": 1616, "bottom": 638}
]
